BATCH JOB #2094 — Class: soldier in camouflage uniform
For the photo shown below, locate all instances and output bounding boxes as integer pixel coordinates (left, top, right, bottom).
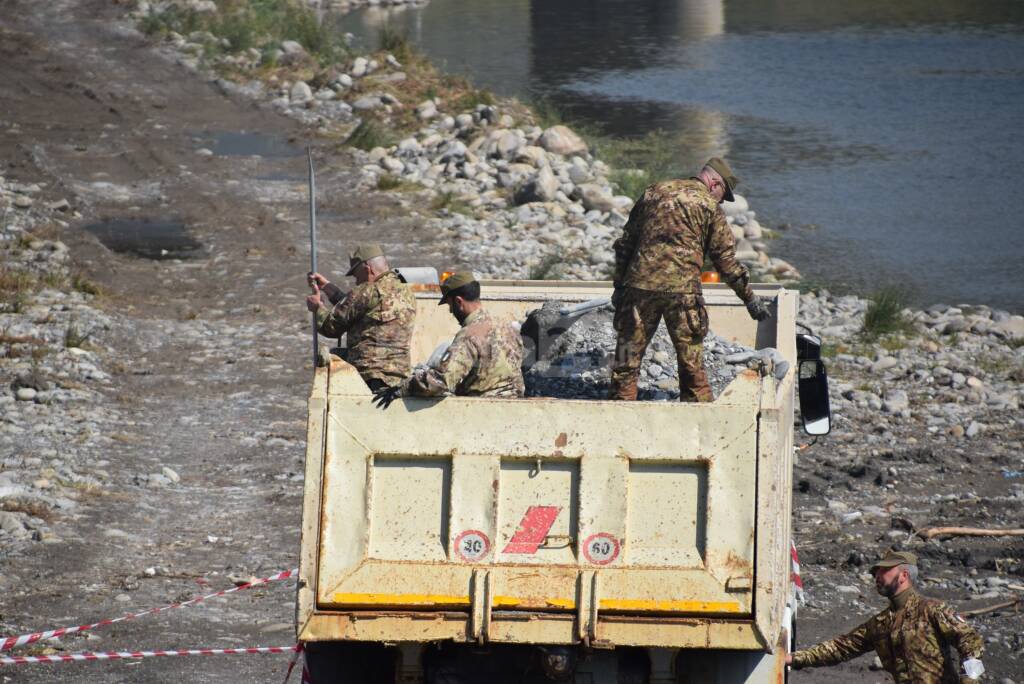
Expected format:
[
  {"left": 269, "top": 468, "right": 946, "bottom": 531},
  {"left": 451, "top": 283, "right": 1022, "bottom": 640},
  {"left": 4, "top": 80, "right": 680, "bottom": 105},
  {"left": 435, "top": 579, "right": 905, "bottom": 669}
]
[
  {"left": 306, "top": 244, "right": 416, "bottom": 391},
  {"left": 609, "top": 157, "right": 771, "bottom": 402},
  {"left": 374, "top": 272, "right": 524, "bottom": 408},
  {"left": 789, "top": 550, "right": 985, "bottom": 683}
]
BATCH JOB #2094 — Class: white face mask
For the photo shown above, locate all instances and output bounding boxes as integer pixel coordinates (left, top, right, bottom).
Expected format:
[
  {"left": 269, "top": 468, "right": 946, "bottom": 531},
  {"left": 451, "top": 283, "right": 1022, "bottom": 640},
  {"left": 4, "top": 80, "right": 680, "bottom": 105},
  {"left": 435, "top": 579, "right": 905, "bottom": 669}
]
[{"left": 962, "top": 658, "right": 984, "bottom": 679}]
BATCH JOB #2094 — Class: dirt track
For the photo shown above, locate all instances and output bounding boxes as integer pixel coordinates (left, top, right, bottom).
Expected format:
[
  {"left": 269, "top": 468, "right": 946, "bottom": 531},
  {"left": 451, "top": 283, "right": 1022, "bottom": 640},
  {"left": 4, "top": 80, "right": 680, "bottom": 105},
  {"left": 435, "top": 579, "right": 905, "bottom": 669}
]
[
  {"left": 0, "top": 1, "right": 1020, "bottom": 683},
  {"left": 0, "top": 0, "right": 454, "bottom": 681}
]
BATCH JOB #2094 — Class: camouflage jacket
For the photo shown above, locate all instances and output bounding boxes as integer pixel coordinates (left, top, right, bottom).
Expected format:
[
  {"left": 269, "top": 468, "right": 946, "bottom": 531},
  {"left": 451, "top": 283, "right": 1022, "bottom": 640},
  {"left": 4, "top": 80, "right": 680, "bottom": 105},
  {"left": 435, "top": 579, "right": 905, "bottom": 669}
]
[
  {"left": 612, "top": 178, "right": 754, "bottom": 302},
  {"left": 316, "top": 270, "right": 416, "bottom": 385},
  {"left": 792, "top": 589, "right": 984, "bottom": 683},
  {"left": 405, "top": 308, "right": 524, "bottom": 398}
]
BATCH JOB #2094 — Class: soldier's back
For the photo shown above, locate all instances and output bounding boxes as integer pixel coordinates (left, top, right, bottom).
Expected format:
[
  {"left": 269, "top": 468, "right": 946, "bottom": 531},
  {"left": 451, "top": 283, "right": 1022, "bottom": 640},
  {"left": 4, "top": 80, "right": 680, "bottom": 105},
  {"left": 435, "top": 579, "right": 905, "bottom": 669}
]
[
  {"left": 453, "top": 310, "right": 524, "bottom": 397},
  {"left": 348, "top": 271, "right": 416, "bottom": 384},
  {"left": 622, "top": 178, "right": 720, "bottom": 294}
]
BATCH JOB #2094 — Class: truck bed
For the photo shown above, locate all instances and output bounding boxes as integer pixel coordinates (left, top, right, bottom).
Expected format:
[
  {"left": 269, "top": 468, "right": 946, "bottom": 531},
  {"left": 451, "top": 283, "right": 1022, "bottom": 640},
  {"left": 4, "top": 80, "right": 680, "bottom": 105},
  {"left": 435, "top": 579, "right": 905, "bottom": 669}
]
[{"left": 297, "top": 281, "right": 796, "bottom": 655}]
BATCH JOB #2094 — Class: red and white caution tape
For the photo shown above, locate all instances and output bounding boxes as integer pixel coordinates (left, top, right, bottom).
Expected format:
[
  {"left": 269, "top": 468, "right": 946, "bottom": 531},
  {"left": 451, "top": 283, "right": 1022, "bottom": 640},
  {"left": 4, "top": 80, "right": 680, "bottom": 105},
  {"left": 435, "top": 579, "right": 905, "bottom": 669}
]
[
  {"left": 790, "top": 541, "right": 805, "bottom": 605},
  {"left": 1, "top": 568, "right": 298, "bottom": 651},
  {"left": 0, "top": 644, "right": 299, "bottom": 666}
]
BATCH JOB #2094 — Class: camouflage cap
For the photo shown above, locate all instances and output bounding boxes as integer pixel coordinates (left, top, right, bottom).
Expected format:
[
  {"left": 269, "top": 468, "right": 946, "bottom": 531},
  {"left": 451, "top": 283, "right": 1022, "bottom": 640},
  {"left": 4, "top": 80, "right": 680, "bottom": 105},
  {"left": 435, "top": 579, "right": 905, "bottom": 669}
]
[
  {"left": 870, "top": 550, "right": 918, "bottom": 573},
  {"left": 439, "top": 271, "right": 477, "bottom": 305},
  {"left": 345, "top": 243, "right": 385, "bottom": 275},
  {"left": 705, "top": 157, "right": 739, "bottom": 202}
]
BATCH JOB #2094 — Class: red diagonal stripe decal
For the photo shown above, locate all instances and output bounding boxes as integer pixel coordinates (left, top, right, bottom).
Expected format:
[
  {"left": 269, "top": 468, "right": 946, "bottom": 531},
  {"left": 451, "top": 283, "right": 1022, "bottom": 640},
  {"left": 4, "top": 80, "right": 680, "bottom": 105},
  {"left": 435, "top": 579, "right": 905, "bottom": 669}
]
[{"left": 503, "top": 506, "right": 561, "bottom": 554}]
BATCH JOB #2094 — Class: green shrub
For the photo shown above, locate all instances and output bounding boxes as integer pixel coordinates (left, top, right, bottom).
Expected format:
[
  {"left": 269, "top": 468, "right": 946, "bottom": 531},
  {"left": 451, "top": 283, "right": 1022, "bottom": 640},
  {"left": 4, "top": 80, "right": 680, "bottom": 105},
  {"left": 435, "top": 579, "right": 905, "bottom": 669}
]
[
  {"left": 63, "top": 318, "right": 94, "bottom": 349},
  {"left": 375, "top": 174, "right": 420, "bottom": 192},
  {"left": 378, "top": 24, "right": 413, "bottom": 63},
  {"left": 528, "top": 254, "right": 562, "bottom": 281},
  {"left": 430, "top": 191, "right": 472, "bottom": 216},
  {"left": 346, "top": 120, "right": 394, "bottom": 151},
  {"left": 140, "top": 0, "right": 348, "bottom": 65},
  {"left": 609, "top": 169, "right": 648, "bottom": 200},
  {"left": 862, "top": 286, "right": 913, "bottom": 338}
]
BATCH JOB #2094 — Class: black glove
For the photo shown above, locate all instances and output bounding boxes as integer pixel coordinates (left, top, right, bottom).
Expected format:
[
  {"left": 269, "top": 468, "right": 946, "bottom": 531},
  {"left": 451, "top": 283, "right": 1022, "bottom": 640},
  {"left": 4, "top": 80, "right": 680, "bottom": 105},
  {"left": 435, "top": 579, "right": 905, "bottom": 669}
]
[
  {"left": 611, "top": 284, "right": 624, "bottom": 310},
  {"left": 746, "top": 296, "right": 772, "bottom": 321},
  {"left": 372, "top": 385, "right": 402, "bottom": 410}
]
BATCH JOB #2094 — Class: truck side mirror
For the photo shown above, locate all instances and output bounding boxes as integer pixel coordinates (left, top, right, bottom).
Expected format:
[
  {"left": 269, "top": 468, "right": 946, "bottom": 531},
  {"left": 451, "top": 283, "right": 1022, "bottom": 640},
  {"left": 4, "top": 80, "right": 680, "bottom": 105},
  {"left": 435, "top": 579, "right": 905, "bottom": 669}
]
[
  {"left": 798, "top": 359, "right": 831, "bottom": 436},
  {"left": 796, "top": 333, "right": 830, "bottom": 435}
]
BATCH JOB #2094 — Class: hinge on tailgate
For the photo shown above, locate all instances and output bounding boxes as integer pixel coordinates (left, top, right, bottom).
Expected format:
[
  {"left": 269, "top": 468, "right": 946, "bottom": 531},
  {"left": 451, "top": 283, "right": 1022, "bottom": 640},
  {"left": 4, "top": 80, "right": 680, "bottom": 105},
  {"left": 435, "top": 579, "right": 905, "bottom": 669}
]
[
  {"left": 575, "top": 571, "right": 604, "bottom": 648},
  {"left": 470, "top": 569, "right": 492, "bottom": 644}
]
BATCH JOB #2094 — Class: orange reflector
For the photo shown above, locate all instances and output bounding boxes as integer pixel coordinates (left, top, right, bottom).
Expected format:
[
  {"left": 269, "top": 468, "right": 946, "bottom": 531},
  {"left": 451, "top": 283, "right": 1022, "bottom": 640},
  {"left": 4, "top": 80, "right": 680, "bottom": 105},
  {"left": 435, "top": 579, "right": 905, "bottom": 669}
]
[
  {"left": 440, "top": 271, "right": 455, "bottom": 283},
  {"left": 701, "top": 271, "right": 720, "bottom": 283}
]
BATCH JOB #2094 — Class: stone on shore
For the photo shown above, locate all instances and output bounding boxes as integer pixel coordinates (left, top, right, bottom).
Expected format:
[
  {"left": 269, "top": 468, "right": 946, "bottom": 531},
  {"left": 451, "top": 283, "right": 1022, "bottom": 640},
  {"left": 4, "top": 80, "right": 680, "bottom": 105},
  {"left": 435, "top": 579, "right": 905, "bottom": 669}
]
[{"left": 538, "top": 125, "right": 587, "bottom": 157}]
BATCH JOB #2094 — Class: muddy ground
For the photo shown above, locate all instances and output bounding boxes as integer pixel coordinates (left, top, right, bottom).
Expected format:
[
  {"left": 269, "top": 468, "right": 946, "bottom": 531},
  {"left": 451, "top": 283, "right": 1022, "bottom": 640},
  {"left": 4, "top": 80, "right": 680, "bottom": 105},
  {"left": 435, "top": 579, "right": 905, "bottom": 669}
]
[{"left": 0, "top": 1, "right": 1020, "bottom": 682}]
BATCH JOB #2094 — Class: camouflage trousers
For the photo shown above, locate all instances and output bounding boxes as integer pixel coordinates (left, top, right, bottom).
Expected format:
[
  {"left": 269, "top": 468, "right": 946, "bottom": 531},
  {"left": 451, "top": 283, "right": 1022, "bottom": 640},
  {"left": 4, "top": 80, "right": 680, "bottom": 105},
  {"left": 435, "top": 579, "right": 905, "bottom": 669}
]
[{"left": 609, "top": 288, "right": 712, "bottom": 402}]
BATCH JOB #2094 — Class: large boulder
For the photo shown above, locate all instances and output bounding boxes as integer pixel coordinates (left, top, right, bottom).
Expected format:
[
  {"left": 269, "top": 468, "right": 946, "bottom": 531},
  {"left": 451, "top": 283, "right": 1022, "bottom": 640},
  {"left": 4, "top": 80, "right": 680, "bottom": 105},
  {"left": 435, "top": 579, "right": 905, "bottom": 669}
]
[
  {"left": 577, "top": 183, "right": 616, "bottom": 212},
  {"left": 289, "top": 81, "right": 313, "bottom": 104},
  {"left": 514, "top": 166, "right": 560, "bottom": 205},
  {"left": 539, "top": 125, "right": 588, "bottom": 157}
]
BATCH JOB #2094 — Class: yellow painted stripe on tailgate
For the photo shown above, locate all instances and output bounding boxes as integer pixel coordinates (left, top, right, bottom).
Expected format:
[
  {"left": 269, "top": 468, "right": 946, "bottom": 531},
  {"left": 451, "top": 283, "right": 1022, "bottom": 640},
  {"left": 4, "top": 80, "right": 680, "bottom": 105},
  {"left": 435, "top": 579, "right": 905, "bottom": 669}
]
[
  {"left": 333, "top": 593, "right": 470, "bottom": 606},
  {"left": 491, "top": 597, "right": 575, "bottom": 609},
  {"left": 599, "top": 599, "right": 742, "bottom": 613}
]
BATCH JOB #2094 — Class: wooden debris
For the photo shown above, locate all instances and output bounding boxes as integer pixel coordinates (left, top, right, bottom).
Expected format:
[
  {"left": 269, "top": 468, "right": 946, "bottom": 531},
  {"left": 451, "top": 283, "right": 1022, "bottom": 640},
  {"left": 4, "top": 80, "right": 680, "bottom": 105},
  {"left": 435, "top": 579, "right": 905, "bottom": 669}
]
[
  {"left": 961, "top": 597, "right": 1022, "bottom": 617},
  {"left": 916, "top": 526, "right": 1024, "bottom": 540}
]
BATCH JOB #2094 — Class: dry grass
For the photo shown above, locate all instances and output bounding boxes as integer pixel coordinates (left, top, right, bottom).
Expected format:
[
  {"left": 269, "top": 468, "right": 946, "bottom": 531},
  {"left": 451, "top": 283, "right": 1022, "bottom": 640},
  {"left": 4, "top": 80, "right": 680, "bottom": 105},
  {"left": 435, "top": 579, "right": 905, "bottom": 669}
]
[{"left": 1, "top": 499, "right": 54, "bottom": 523}]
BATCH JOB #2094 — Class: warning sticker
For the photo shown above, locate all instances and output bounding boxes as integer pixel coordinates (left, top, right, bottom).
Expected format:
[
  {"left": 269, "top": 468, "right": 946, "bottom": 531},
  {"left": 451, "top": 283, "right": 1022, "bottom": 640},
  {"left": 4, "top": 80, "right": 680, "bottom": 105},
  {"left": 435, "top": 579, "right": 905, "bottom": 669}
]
[
  {"left": 582, "top": 533, "right": 620, "bottom": 565},
  {"left": 454, "top": 530, "right": 491, "bottom": 562}
]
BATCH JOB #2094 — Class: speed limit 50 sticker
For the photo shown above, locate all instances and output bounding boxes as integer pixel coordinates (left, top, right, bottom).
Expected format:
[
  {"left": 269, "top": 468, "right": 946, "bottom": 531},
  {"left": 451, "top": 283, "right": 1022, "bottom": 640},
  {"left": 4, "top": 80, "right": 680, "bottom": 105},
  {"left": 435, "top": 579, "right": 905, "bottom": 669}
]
[
  {"left": 454, "top": 530, "right": 491, "bottom": 562},
  {"left": 582, "top": 533, "right": 620, "bottom": 565}
]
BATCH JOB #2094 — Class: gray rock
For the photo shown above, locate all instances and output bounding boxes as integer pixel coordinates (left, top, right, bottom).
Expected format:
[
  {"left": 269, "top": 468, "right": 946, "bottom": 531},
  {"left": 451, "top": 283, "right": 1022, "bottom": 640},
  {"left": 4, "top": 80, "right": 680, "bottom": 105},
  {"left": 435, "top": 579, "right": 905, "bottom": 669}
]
[
  {"left": 882, "top": 390, "right": 909, "bottom": 413},
  {"left": 943, "top": 317, "right": 970, "bottom": 334},
  {"left": 279, "top": 40, "right": 307, "bottom": 65},
  {"left": 721, "top": 194, "right": 749, "bottom": 217},
  {"left": 15, "top": 387, "right": 37, "bottom": 402},
  {"left": 870, "top": 356, "right": 899, "bottom": 373},
  {"left": 577, "top": 183, "right": 616, "bottom": 212},
  {"left": 538, "top": 125, "right": 587, "bottom": 156},
  {"left": 352, "top": 95, "right": 382, "bottom": 111},
  {"left": 965, "top": 421, "right": 982, "bottom": 438},
  {"left": 514, "top": 166, "right": 559, "bottom": 204},
  {"left": 161, "top": 466, "right": 181, "bottom": 484},
  {"left": 416, "top": 100, "right": 437, "bottom": 121},
  {"left": 990, "top": 316, "right": 1024, "bottom": 339},
  {"left": 350, "top": 56, "right": 369, "bottom": 78},
  {"left": 289, "top": 81, "right": 312, "bottom": 104}
]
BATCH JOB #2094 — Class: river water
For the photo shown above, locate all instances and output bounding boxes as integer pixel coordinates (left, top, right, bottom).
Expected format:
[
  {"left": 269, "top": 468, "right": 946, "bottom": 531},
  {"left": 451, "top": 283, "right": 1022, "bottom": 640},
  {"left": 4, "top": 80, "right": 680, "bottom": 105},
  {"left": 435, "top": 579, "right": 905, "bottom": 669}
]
[{"left": 339, "top": 0, "right": 1024, "bottom": 312}]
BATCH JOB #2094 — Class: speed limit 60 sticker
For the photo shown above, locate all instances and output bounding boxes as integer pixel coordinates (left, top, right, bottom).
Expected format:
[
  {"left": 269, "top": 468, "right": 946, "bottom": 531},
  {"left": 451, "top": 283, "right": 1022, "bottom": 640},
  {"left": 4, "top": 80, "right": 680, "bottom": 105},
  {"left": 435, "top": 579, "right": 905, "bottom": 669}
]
[
  {"left": 454, "top": 530, "right": 491, "bottom": 562},
  {"left": 582, "top": 533, "right": 620, "bottom": 565}
]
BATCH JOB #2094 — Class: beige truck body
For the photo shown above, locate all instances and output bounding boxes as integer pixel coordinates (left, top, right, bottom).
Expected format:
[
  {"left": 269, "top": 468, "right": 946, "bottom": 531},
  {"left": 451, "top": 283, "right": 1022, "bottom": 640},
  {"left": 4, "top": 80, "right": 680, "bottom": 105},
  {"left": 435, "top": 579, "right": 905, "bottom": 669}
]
[{"left": 297, "top": 280, "right": 798, "bottom": 682}]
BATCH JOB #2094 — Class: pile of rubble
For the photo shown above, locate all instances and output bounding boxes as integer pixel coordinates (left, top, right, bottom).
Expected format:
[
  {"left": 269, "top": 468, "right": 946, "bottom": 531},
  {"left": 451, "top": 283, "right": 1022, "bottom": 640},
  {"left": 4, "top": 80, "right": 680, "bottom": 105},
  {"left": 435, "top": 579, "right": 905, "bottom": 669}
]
[{"left": 520, "top": 300, "right": 763, "bottom": 400}]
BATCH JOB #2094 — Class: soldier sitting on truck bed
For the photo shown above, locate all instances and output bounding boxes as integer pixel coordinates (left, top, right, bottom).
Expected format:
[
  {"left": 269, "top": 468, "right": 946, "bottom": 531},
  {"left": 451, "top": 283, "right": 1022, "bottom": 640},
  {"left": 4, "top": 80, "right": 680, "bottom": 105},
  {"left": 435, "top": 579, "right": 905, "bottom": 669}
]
[
  {"left": 373, "top": 271, "right": 525, "bottom": 408},
  {"left": 789, "top": 550, "right": 985, "bottom": 684},
  {"left": 609, "top": 157, "right": 771, "bottom": 402},
  {"left": 306, "top": 243, "right": 416, "bottom": 392}
]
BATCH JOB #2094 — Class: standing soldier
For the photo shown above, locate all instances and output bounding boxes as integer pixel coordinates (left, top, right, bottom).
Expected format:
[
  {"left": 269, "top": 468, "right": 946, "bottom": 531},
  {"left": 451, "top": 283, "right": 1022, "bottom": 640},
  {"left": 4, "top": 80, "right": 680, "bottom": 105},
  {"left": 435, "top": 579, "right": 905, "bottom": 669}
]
[
  {"left": 609, "top": 157, "right": 770, "bottom": 402},
  {"left": 374, "top": 271, "right": 524, "bottom": 408},
  {"left": 306, "top": 244, "right": 416, "bottom": 392},
  {"left": 789, "top": 550, "right": 985, "bottom": 683}
]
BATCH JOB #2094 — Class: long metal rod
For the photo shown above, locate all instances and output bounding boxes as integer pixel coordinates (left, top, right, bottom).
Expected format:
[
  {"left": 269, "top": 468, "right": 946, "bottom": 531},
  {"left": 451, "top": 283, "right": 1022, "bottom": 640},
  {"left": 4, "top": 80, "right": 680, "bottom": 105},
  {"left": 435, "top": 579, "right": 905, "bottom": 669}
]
[{"left": 307, "top": 147, "right": 318, "bottom": 367}]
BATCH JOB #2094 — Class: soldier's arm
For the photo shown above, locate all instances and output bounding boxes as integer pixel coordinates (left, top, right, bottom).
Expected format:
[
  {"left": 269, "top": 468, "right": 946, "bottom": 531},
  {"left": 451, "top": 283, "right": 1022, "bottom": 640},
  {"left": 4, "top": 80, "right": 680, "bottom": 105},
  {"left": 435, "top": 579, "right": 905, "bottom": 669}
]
[
  {"left": 707, "top": 209, "right": 755, "bottom": 303},
  {"left": 406, "top": 335, "right": 477, "bottom": 397},
  {"left": 930, "top": 603, "right": 984, "bottom": 672},
  {"left": 611, "top": 195, "right": 644, "bottom": 285},
  {"left": 317, "top": 284, "right": 377, "bottom": 338},
  {"left": 791, "top": 621, "right": 872, "bottom": 669}
]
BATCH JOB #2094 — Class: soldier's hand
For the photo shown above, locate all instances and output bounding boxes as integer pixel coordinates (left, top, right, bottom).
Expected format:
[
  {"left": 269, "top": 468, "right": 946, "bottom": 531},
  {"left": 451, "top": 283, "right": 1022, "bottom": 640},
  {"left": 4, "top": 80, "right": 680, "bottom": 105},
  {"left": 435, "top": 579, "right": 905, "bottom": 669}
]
[
  {"left": 307, "top": 272, "right": 329, "bottom": 290},
  {"left": 306, "top": 285, "right": 323, "bottom": 313},
  {"left": 611, "top": 285, "right": 625, "bottom": 310},
  {"left": 372, "top": 385, "right": 402, "bottom": 410},
  {"left": 745, "top": 295, "right": 772, "bottom": 321}
]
